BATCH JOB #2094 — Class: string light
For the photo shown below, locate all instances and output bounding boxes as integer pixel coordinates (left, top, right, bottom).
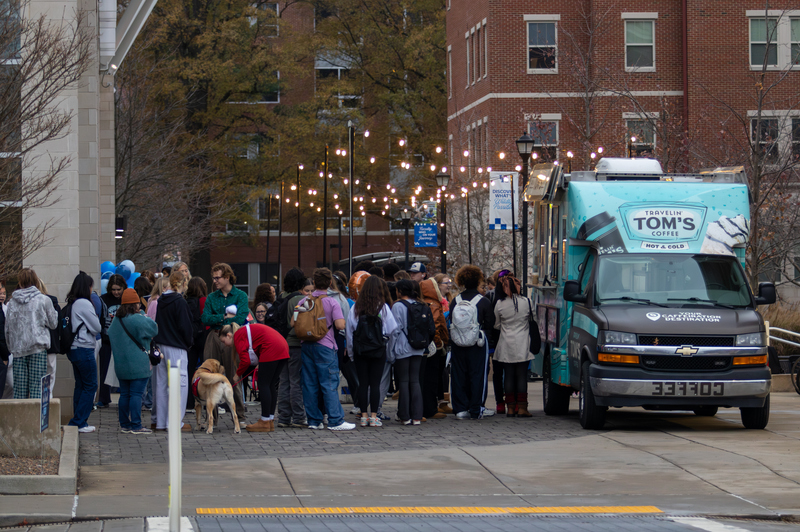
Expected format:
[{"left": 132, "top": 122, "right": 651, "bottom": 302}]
[
  {"left": 499, "top": 152, "right": 505, "bottom": 159},
  {"left": 435, "top": 146, "right": 442, "bottom": 153},
  {"left": 364, "top": 130, "right": 370, "bottom": 137},
  {"left": 399, "top": 139, "right": 406, "bottom": 147},
  {"left": 370, "top": 157, "right": 376, "bottom": 163},
  {"left": 290, "top": 184, "right": 297, "bottom": 190},
  {"left": 460, "top": 166, "right": 466, "bottom": 172},
  {"left": 430, "top": 164, "right": 436, "bottom": 172},
  {"left": 463, "top": 150, "right": 469, "bottom": 157},
  {"left": 515, "top": 165, "right": 522, "bottom": 171},
  {"left": 486, "top": 166, "right": 492, "bottom": 172}
]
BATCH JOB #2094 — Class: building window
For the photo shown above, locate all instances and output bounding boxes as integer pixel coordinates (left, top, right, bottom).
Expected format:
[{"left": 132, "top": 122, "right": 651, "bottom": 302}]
[
  {"left": 465, "top": 32, "right": 470, "bottom": 88},
  {"left": 251, "top": 2, "right": 278, "bottom": 36},
  {"left": 793, "top": 19, "right": 800, "bottom": 64},
  {"left": 447, "top": 45, "right": 452, "bottom": 97},
  {"left": 625, "top": 20, "right": 655, "bottom": 71},
  {"left": 527, "top": 21, "right": 557, "bottom": 72},
  {"left": 529, "top": 120, "right": 558, "bottom": 161},
  {"left": 483, "top": 19, "right": 488, "bottom": 78},
  {"left": 315, "top": 65, "right": 358, "bottom": 108},
  {"left": 627, "top": 120, "right": 656, "bottom": 157},
  {"left": 793, "top": 118, "right": 800, "bottom": 160},
  {"left": 751, "top": 118, "right": 779, "bottom": 163},
  {"left": 475, "top": 27, "right": 481, "bottom": 83},
  {"left": 750, "top": 18, "right": 779, "bottom": 67}
]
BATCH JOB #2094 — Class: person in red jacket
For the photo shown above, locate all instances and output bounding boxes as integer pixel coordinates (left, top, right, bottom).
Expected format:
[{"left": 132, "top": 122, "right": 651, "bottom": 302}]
[{"left": 220, "top": 322, "right": 289, "bottom": 432}]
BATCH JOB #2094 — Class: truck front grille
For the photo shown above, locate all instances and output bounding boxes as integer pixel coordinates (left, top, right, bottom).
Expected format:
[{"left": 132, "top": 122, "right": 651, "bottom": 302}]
[
  {"left": 638, "top": 336, "right": 735, "bottom": 347},
  {"left": 640, "top": 355, "right": 731, "bottom": 371}
]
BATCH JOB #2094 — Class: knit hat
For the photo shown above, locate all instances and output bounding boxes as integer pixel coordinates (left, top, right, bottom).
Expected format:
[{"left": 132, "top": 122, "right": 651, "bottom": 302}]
[{"left": 121, "top": 288, "right": 140, "bottom": 305}]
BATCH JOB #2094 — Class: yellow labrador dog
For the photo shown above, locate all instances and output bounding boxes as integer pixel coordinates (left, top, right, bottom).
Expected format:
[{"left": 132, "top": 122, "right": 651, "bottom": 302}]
[{"left": 192, "top": 359, "right": 241, "bottom": 434}]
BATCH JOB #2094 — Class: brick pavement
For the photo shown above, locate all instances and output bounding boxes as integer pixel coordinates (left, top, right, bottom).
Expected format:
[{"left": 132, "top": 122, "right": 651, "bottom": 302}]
[{"left": 78, "top": 386, "right": 592, "bottom": 466}]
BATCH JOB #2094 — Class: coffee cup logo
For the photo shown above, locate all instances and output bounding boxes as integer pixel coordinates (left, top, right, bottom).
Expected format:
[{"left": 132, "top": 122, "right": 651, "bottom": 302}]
[{"left": 646, "top": 312, "right": 661, "bottom": 321}]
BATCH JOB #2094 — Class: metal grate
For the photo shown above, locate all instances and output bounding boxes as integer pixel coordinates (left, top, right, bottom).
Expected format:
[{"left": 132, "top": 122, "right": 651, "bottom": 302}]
[
  {"left": 640, "top": 355, "right": 731, "bottom": 371},
  {"left": 638, "top": 336, "right": 735, "bottom": 347}
]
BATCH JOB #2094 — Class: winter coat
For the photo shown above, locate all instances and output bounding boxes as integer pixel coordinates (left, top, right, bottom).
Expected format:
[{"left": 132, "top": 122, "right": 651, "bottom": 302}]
[
  {"left": 5, "top": 286, "right": 58, "bottom": 357},
  {"left": 420, "top": 279, "right": 448, "bottom": 349},
  {"left": 232, "top": 323, "right": 290, "bottom": 377},
  {"left": 493, "top": 295, "right": 533, "bottom": 363},
  {"left": 109, "top": 312, "right": 158, "bottom": 381},
  {"left": 154, "top": 291, "right": 194, "bottom": 350}
]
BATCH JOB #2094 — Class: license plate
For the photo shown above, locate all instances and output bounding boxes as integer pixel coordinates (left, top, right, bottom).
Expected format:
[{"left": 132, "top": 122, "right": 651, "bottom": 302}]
[{"left": 651, "top": 381, "right": 725, "bottom": 396}]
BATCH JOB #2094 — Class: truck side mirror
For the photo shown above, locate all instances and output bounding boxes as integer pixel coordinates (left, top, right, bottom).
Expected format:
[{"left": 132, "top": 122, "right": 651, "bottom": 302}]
[
  {"left": 563, "top": 280, "right": 587, "bottom": 303},
  {"left": 755, "top": 282, "right": 776, "bottom": 305}
]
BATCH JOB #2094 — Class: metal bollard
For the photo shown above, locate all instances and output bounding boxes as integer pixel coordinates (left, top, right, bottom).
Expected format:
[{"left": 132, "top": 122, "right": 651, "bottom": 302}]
[{"left": 168, "top": 357, "right": 182, "bottom": 531}]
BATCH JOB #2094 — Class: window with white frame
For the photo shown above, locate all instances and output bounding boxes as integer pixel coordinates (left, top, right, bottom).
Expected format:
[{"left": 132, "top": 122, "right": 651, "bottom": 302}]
[
  {"left": 529, "top": 120, "right": 558, "bottom": 161},
  {"left": 747, "top": 11, "right": 800, "bottom": 69},
  {"left": 475, "top": 27, "right": 481, "bottom": 83},
  {"left": 624, "top": 17, "right": 655, "bottom": 71},
  {"left": 626, "top": 119, "right": 656, "bottom": 157},
  {"left": 793, "top": 118, "right": 800, "bottom": 160},
  {"left": 747, "top": 112, "right": 800, "bottom": 163},
  {"left": 751, "top": 118, "right": 779, "bottom": 163},
  {"left": 447, "top": 45, "right": 452, "bottom": 97},
  {"left": 315, "top": 65, "right": 358, "bottom": 107},
  {"left": 465, "top": 32, "right": 470, "bottom": 87},
  {"left": 525, "top": 16, "right": 558, "bottom": 73},
  {"left": 483, "top": 19, "right": 488, "bottom": 78},
  {"left": 251, "top": 2, "right": 278, "bottom": 36}
]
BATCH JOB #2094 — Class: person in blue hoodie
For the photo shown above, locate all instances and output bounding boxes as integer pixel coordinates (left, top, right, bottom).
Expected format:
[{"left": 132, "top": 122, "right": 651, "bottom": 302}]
[{"left": 153, "top": 271, "right": 194, "bottom": 431}]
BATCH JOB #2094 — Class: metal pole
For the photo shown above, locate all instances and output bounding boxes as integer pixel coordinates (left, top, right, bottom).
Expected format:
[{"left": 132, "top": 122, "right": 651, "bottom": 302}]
[
  {"left": 404, "top": 219, "right": 410, "bottom": 269},
  {"left": 510, "top": 174, "right": 518, "bottom": 278},
  {"left": 296, "top": 164, "right": 301, "bottom": 267},
  {"left": 441, "top": 195, "right": 447, "bottom": 274},
  {"left": 348, "top": 121, "right": 355, "bottom": 276},
  {"left": 167, "top": 359, "right": 182, "bottom": 531},
  {"left": 521, "top": 157, "right": 529, "bottom": 288},
  {"left": 265, "top": 194, "right": 272, "bottom": 284},
  {"left": 278, "top": 181, "right": 283, "bottom": 285},
  {"left": 466, "top": 190, "right": 472, "bottom": 264},
  {"left": 338, "top": 212, "right": 343, "bottom": 265},
  {"left": 322, "top": 145, "right": 329, "bottom": 266}
]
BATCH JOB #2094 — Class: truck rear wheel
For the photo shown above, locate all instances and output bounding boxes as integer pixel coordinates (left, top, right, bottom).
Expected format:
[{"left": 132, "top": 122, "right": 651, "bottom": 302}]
[
  {"left": 579, "top": 360, "right": 606, "bottom": 429},
  {"left": 693, "top": 406, "right": 718, "bottom": 417},
  {"left": 740, "top": 394, "right": 770, "bottom": 429},
  {"left": 542, "top": 357, "right": 571, "bottom": 415}
]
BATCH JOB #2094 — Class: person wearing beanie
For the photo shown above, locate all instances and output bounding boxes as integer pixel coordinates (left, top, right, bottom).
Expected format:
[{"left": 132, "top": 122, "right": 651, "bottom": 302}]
[{"left": 108, "top": 288, "right": 159, "bottom": 434}]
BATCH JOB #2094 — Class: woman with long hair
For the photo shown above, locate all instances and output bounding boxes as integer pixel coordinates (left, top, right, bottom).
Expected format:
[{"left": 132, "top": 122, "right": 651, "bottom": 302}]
[
  {"left": 390, "top": 280, "right": 426, "bottom": 425},
  {"left": 253, "top": 302, "right": 269, "bottom": 324},
  {"left": 345, "top": 276, "right": 398, "bottom": 427},
  {"left": 108, "top": 289, "right": 158, "bottom": 434},
  {"left": 493, "top": 273, "right": 534, "bottom": 417},
  {"left": 133, "top": 276, "right": 153, "bottom": 311},
  {"left": 97, "top": 273, "right": 127, "bottom": 408},
  {"left": 153, "top": 271, "right": 194, "bottom": 431},
  {"left": 65, "top": 272, "right": 102, "bottom": 432},
  {"left": 171, "top": 262, "right": 191, "bottom": 294},
  {"left": 185, "top": 276, "right": 209, "bottom": 411}
]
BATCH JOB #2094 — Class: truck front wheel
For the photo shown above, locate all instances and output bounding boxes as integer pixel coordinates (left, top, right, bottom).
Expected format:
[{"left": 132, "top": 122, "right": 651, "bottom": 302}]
[
  {"left": 579, "top": 360, "right": 606, "bottom": 430},
  {"left": 542, "top": 357, "right": 572, "bottom": 415},
  {"left": 740, "top": 394, "right": 770, "bottom": 429}
]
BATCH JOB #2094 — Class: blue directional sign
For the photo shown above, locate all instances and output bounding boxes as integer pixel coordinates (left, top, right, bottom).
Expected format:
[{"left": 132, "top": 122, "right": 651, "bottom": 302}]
[{"left": 414, "top": 224, "right": 438, "bottom": 247}]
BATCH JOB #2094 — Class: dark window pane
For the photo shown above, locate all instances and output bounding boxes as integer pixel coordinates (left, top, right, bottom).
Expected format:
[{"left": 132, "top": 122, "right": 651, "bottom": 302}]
[
  {"left": 627, "top": 46, "right": 653, "bottom": 68},
  {"left": 793, "top": 43, "right": 800, "bottom": 65},
  {"left": 529, "top": 47, "right": 556, "bottom": 69},
  {"left": 0, "top": 206, "right": 22, "bottom": 271},
  {"left": 0, "top": 157, "right": 21, "bottom": 201},
  {"left": 528, "top": 23, "right": 555, "bottom": 46},
  {"left": 751, "top": 43, "right": 778, "bottom": 66},
  {"left": 230, "top": 263, "right": 249, "bottom": 285}
]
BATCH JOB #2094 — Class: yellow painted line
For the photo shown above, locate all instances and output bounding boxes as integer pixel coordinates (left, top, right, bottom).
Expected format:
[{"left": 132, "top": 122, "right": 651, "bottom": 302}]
[{"left": 195, "top": 506, "right": 662, "bottom": 515}]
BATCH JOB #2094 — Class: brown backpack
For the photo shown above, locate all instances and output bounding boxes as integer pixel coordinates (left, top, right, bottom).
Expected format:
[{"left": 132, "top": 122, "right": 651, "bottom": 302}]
[{"left": 293, "top": 294, "right": 331, "bottom": 342}]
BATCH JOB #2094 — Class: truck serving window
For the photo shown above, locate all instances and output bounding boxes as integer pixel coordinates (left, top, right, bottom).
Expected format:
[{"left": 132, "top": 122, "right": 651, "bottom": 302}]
[{"left": 595, "top": 254, "right": 751, "bottom": 307}]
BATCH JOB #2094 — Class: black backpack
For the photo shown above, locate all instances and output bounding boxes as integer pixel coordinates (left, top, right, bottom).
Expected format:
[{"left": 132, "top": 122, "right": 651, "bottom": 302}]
[
  {"left": 59, "top": 301, "right": 85, "bottom": 354},
  {"left": 264, "top": 292, "right": 299, "bottom": 338},
  {"left": 398, "top": 299, "right": 436, "bottom": 350},
  {"left": 353, "top": 313, "right": 386, "bottom": 359}
]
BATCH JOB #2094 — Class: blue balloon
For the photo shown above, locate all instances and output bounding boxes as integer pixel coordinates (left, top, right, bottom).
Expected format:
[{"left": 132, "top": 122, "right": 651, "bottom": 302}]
[
  {"left": 100, "top": 279, "right": 108, "bottom": 295},
  {"left": 101, "top": 261, "right": 115, "bottom": 274},
  {"left": 101, "top": 271, "right": 112, "bottom": 280},
  {"left": 115, "top": 264, "right": 132, "bottom": 281},
  {"left": 120, "top": 260, "right": 135, "bottom": 274},
  {"left": 129, "top": 272, "right": 141, "bottom": 285}
]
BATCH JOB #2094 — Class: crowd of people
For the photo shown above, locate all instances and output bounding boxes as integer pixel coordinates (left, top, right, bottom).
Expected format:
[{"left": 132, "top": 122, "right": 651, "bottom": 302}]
[{"left": 0, "top": 259, "right": 541, "bottom": 435}]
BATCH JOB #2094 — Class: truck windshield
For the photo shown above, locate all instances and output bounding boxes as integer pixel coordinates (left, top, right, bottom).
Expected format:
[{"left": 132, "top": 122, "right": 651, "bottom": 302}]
[{"left": 595, "top": 254, "right": 752, "bottom": 307}]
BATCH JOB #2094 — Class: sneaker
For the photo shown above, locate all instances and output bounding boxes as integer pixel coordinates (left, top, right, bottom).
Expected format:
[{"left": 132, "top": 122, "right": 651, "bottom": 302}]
[
  {"left": 480, "top": 408, "right": 496, "bottom": 418},
  {"left": 290, "top": 421, "right": 308, "bottom": 428},
  {"left": 368, "top": 417, "right": 382, "bottom": 427},
  {"left": 219, "top": 407, "right": 227, "bottom": 414},
  {"left": 94, "top": 402, "right": 108, "bottom": 409},
  {"left": 121, "top": 428, "right": 132, "bottom": 434},
  {"left": 376, "top": 411, "right": 390, "bottom": 421},
  {"left": 78, "top": 426, "right": 96, "bottom": 433},
  {"left": 308, "top": 424, "right": 324, "bottom": 430},
  {"left": 401, "top": 419, "right": 412, "bottom": 425},
  {"left": 350, "top": 406, "right": 361, "bottom": 415},
  {"left": 130, "top": 427, "right": 153, "bottom": 435},
  {"left": 328, "top": 421, "right": 356, "bottom": 431},
  {"left": 185, "top": 409, "right": 195, "bottom": 414},
  {"left": 276, "top": 421, "right": 291, "bottom": 428},
  {"left": 412, "top": 420, "right": 421, "bottom": 426},
  {"left": 455, "top": 411, "right": 470, "bottom": 420},
  {"left": 360, "top": 417, "right": 368, "bottom": 427}
]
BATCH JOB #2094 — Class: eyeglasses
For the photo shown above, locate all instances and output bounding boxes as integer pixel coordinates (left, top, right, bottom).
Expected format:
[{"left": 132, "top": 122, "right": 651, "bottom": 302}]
[
  {"left": 440, "top": 281, "right": 452, "bottom": 285},
  {"left": 255, "top": 310, "right": 267, "bottom": 314},
  {"left": 212, "top": 276, "right": 224, "bottom": 281}
]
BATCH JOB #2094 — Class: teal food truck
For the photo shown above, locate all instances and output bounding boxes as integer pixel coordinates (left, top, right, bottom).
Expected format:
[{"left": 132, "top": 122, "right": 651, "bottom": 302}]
[{"left": 528, "top": 158, "right": 776, "bottom": 429}]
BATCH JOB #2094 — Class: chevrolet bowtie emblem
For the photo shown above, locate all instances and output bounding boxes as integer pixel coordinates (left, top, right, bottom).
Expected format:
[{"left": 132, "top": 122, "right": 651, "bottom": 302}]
[
  {"left": 653, "top": 337, "right": 659, "bottom": 345},
  {"left": 676, "top": 345, "right": 698, "bottom": 357}
]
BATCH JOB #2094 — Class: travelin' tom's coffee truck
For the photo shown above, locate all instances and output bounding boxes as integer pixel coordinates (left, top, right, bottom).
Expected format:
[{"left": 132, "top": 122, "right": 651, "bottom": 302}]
[{"left": 529, "top": 157, "right": 776, "bottom": 430}]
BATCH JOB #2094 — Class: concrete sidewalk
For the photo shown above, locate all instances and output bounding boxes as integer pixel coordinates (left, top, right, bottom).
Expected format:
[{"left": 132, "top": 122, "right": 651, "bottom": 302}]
[{"left": 2, "top": 388, "right": 799, "bottom": 526}]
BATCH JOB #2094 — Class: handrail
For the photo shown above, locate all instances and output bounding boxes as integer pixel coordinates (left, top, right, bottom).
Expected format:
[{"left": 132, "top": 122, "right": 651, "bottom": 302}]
[
  {"left": 770, "top": 327, "right": 800, "bottom": 339},
  {"left": 770, "top": 336, "right": 800, "bottom": 349}
]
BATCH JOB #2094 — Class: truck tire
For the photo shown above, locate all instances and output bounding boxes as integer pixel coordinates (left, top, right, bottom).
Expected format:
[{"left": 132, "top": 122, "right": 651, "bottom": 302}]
[
  {"left": 542, "top": 357, "right": 571, "bottom": 415},
  {"left": 579, "top": 360, "right": 606, "bottom": 429},
  {"left": 740, "top": 394, "right": 770, "bottom": 430},
  {"left": 693, "top": 406, "right": 718, "bottom": 417}
]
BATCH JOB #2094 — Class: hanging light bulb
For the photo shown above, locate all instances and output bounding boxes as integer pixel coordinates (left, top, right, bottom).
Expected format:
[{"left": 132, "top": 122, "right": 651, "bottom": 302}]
[
  {"left": 381, "top": 210, "right": 386, "bottom": 215},
  {"left": 319, "top": 171, "right": 324, "bottom": 177},
  {"left": 290, "top": 184, "right": 297, "bottom": 190},
  {"left": 499, "top": 152, "right": 505, "bottom": 159},
  {"left": 286, "top": 198, "right": 290, "bottom": 203},
  {"left": 364, "top": 130, "right": 370, "bottom": 137},
  {"left": 532, "top": 153, "right": 538, "bottom": 160},
  {"left": 393, "top": 199, "right": 398, "bottom": 203},
  {"left": 317, "top": 207, "right": 321, "bottom": 212},
  {"left": 344, "top": 178, "right": 349, "bottom": 184},
  {"left": 341, "top": 149, "right": 347, "bottom": 157},
  {"left": 515, "top": 165, "right": 522, "bottom": 171},
  {"left": 336, "top": 149, "right": 341, "bottom": 155},
  {"left": 308, "top": 189, "right": 313, "bottom": 195},
  {"left": 310, "top": 202, "right": 314, "bottom": 207},
  {"left": 391, "top": 188, "right": 396, "bottom": 193},
  {"left": 477, "top": 167, "right": 483, "bottom": 174},
  {"left": 338, "top": 210, "right": 343, "bottom": 215},
  {"left": 366, "top": 184, "right": 371, "bottom": 190},
  {"left": 298, "top": 164, "right": 304, "bottom": 170},
  {"left": 459, "top": 166, "right": 466, "bottom": 172},
  {"left": 355, "top": 179, "right": 360, "bottom": 185},
  {"left": 328, "top": 173, "right": 333, "bottom": 178},
  {"left": 430, "top": 164, "right": 436, "bottom": 172},
  {"left": 399, "top": 139, "right": 406, "bottom": 147},
  {"left": 483, "top": 183, "right": 488, "bottom": 188},
  {"left": 334, "top": 203, "right": 340, "bottom": 209},
  {"left": 473, "top": 182, "right": 478, "bottom": 188},
  {"left": 372, "top": 198, "right": 376, "bottom": 203},
  {"left": 333, "top": 193, "right": 338, "bottom": 199},
  {"left": 370, "top": 157, "right": 376, "bottom": 164},
  {"left": 435, "top": 146, "right": 442, "bottom": 153},
  {"left": 386, "top": 184, "right": 391, "bottom": 190},
  {"left": 294, "top": 202, "right": 299, "bottom": 207},
  {"left": 598, "top": 146, "right": 604, "bottom": 154},
  {"left": 463, "top": 150, "right": 469, "bottom": 157},
  {"left": 486, "top": 166, "right": 492, "bottom": 172}
]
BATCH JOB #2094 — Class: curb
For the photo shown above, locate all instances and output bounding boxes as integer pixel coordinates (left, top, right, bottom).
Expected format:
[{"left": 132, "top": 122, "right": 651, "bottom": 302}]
[{"left": 0, "top": 425, "right": 78, "bottom": 496}]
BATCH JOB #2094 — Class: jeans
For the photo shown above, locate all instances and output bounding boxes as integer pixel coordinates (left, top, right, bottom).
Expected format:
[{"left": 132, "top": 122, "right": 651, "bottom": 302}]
[
  {"left": 258, "top": 359, "right": 287, "bottom": 418},
  {"left": 301, "top": 342, "right": 344, "bottom": 427},
  {"left": 142, "top": 372, "right": 153, "bottom": 409},
  {"left": 119, "top": 377, "right": 149, "bottom": 430},
  {"left": 355, "top": 353, "right": 386, "bottom": 414},
  {"left": 68, "top": 347, "right": 98, "bottom": 428},
  {"left": 395, "top": 355, "right": 423, "bottom": 421},
  {"left": 277, "top": 346, "right": 305, "bottom": 424}
]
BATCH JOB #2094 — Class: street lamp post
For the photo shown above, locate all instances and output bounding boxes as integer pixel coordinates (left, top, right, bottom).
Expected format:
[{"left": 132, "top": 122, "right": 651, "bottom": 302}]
[
  {"left": 400, "top": 206, "right": 413, "bottom": 269},
  {"left": 347, "top": 120, "right": 355, "bottom": 276},
  {"left": 516, "top": 132, "right": 534, "bottom": 285},
  {"left": 462, "top": 188, "right": 473, "bottom": 264},
  {"left": 265, "top": 193, "right": 272, "bottom": 284},
  {"left": 296, "top": 163, "right": 303, "bottom": 267},
  {"left": 322, "top": 145, "right": 329, "bottom": 266},
  {"left": 435, "top": 171, "right": 450, "bottom": 274},
  {"left": 278, "top": 181, "right": 284, "bottom": 283}
]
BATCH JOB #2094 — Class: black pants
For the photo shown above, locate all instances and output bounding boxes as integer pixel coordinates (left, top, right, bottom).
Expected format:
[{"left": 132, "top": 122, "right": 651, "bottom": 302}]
[
  {"left": 336, "top": 331, "right": 359, "bottom": 403},
  {"left": 98, "top": 343, "right": 112, "bottom": 405},
  {"left": 451, "top": 344, "right": 489, "bottom": 418},
  {"left": 258, "top": 359, "right": 287, "bottom": 418},
  {"left": 420, "top": 355, "right": 439, "bottom": 418},
  {"left": 437, "top": 352, "right": 448, "bottom": 402},
  {"left": 492, "top": 358, "right": 505, "bottom": 404},
  {"left": 503, "top": 361, "right": 528, "bottom": 396},
  {"left": 395, "top": 355, "right": 423, "bottom": 421},
  {"left": 355, "top": 353, "right": 386, "bottom": 414},
  {"left": 186, "top": 345, "right": 202, "bottom": 410}
]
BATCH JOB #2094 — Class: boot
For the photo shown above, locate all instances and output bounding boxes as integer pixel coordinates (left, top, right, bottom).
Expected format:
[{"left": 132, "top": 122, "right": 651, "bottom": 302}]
[
  {"left": 516, "top": 393, "right": 532, "bottom": 417},
  {"left": 505, "top": 393, "right": 516, "bottom": 417},
  {"left": 438, "top": 401, "right": 454, "bottom": 414},
  {"left": 496, "top": 401, "right": 505, "bottom": 415},
  {"left": 267, "top": 419, "right": 275, "bottom": 432}
]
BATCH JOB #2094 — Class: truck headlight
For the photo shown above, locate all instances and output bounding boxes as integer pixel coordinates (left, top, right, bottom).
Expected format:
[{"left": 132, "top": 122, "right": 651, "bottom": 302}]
[
  {"left": 599, "top": 330, "right": 637, "bottom": 345},
  {"left": 736, "top": 332, "right": 765, "bottom": 347}
]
